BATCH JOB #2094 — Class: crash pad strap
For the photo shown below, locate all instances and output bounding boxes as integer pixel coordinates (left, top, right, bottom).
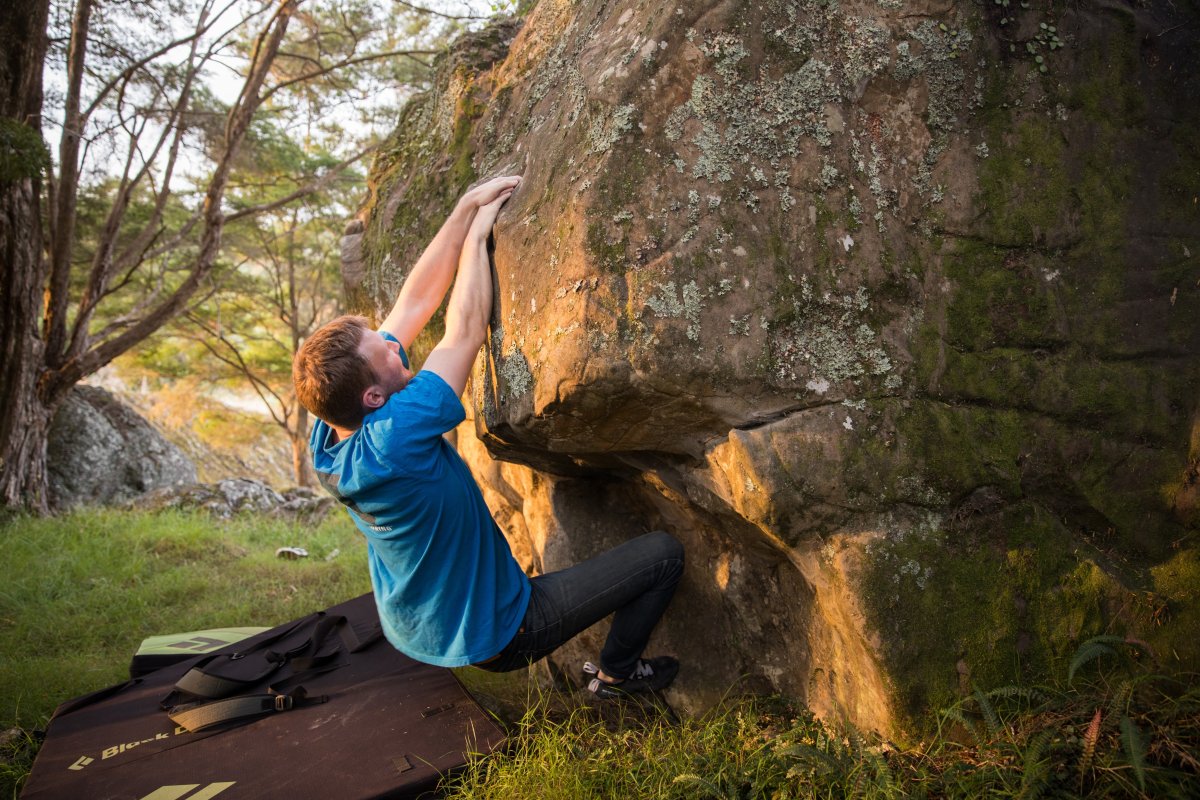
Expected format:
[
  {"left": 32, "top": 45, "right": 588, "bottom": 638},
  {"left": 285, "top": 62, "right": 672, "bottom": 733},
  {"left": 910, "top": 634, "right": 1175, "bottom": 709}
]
[{"left": 167, "top": 693, "right": 311, "bottom": 732}]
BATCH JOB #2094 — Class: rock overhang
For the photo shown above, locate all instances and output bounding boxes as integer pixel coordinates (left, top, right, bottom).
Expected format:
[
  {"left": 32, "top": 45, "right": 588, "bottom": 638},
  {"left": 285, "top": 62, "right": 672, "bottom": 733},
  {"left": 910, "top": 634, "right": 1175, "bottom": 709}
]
[{"left": 348, "top": 0, "right": 1200, "bottom": 733}]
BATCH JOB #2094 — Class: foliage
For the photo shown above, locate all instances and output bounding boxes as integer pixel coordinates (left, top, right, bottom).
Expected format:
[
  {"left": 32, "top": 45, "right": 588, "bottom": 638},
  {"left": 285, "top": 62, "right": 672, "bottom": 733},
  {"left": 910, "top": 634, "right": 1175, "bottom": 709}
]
[
  {"left": 0, "top": 119, "right": 50, "bottom": 182},
  {"left": 119, "top": 122, "right": 358, "bottom": 486},
  {"left": 448, "top": 641, "right": 1200, "bottom": 799},
  {"left": 928, "top": 636, "right": 1200, "bottom": 799},
  {"left": 98, "top": 1, "right": 485, "bottom": 488},
  {"left": 0, "top": 506, "right": 369, "bottom": 797},
  {"left": 2, "top": 0, "right": 496, "bottom": 509}
]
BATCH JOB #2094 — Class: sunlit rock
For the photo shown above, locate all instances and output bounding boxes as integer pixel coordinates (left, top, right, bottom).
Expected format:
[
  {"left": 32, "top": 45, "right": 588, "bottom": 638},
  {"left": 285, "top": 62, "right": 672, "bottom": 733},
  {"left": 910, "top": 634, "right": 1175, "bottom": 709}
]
[{"left": 351, "top": 0, "right": 1200, "bottom": 734}]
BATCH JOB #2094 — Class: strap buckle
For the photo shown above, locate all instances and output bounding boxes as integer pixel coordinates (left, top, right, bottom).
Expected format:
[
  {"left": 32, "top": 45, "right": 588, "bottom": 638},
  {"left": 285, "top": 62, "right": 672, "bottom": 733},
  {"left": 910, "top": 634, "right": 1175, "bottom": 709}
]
[{"left": 274, "top": 695, "right": 293, "bottom": 711}]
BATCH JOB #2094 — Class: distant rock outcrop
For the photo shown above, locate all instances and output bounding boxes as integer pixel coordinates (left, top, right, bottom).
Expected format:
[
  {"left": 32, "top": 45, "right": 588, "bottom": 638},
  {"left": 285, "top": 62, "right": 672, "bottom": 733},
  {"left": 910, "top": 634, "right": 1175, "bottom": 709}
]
[
  {"left": 47, "top": 385, "right": 196, "bottom": 509},
  {"left": 351, "top": 0, "right": 1200, "bottom": 734},
  {"left": 131, "top": 478, "right": 333, "bottom": 521}
]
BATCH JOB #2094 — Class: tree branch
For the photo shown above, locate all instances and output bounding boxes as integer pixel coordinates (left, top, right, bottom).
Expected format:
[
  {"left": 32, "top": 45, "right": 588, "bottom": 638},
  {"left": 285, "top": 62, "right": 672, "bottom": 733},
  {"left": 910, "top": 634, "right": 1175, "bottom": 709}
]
[
  {"left": 110, "top": 20, "right": 212, "bottom": 276},
  {"left": 258, "top": 48, "right": 437, "bottom": 103},
  {"left": 80, "top": 0, "right": 249, "bottom": 119},
  {"left": 44, "top": 0, "right": 94, "bottom": 367},
  {"left": 45, "top": 0, "right": 301, "bottom": 398},
  {"left": 64, "top": 35, "right": 204, "bottom": 367},
  {"left": 183, "top": 311, "right": 290, "bottom": 428},
  {"left": 224, "top": 146, "right": 369, "bottom": 224},
  {"left": 393, "top": 0, "right": 486, "bottom": 20}
]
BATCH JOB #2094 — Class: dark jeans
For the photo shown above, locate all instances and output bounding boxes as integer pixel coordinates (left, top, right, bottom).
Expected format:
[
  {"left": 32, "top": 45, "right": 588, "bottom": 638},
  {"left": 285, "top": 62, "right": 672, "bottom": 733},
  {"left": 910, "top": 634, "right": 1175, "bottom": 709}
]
[{"left": 476, "top": 531, "right": 683, "bottom": 678}]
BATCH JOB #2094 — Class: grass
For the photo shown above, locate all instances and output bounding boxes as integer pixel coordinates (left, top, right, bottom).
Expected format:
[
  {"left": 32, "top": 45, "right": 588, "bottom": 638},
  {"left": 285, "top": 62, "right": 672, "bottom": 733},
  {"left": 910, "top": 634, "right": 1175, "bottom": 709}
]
[
  {"left": 448, "top": 657, "right": 1200, "bottom": 800},
  {"left": 0, "top": 505, "right": 370, "bottom": 798},
  {"left": 3, "top": 508, "right": 1198, "bottom": 799}
]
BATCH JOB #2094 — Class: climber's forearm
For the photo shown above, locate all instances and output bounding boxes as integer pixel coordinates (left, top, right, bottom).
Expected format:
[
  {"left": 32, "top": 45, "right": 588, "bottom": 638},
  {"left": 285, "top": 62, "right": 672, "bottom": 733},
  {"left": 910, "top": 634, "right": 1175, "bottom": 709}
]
[
  {"left": 420, "top": 231, "right": 493, "bottom": 396},
  {"left": 379, "top": 176, "right": 520, "bottom": 351},
  {"left": 445, "top": 232, "right": 494, "bottom": 350},
  {"left": 379, "top": 203, "right": 476, "bottom": 351}
]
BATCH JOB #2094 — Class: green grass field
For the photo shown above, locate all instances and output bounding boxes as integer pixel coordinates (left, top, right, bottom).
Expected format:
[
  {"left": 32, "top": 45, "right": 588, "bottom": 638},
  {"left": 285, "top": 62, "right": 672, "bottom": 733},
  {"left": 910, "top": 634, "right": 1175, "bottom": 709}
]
[
  {"left": 2, "top": 508, "right": 1198, "bottom": 799},
  {"left": 0, "top": 506, "right": 371, "bottom": 796}
]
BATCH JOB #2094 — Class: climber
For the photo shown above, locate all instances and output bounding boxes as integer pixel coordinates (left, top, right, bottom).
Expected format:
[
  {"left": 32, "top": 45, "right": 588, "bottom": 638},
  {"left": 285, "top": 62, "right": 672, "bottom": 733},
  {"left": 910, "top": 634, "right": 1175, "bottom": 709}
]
[{"left": 292, "top": 175, "right": 682, "bottom": 698}]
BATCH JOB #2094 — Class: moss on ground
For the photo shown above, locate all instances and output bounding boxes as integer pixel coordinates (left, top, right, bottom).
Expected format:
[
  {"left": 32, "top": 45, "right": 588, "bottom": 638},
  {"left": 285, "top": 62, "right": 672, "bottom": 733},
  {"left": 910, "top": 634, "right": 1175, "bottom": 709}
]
[{"left": 1150, "top": 547, "right": 1200, "bottom": 669}]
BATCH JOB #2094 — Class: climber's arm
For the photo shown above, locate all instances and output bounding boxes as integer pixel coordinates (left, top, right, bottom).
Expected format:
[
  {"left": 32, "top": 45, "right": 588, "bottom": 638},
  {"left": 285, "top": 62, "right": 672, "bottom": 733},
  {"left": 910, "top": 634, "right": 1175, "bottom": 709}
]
[
  {"left": 421, "top": 187, "right": 515, "bottom": 396},
  {"left": 381, "top": 176, "right": 522, "bottom": 352}
]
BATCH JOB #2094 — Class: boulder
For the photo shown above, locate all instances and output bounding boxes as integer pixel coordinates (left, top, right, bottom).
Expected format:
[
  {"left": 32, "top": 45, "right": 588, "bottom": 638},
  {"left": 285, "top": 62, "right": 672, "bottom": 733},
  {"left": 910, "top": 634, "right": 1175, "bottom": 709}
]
[
  {"left": 351, "top": 0, "right": 1200, "bottom": 734},
  {"left": 46, "top": 385, "right": 196, "bottom": 510}
]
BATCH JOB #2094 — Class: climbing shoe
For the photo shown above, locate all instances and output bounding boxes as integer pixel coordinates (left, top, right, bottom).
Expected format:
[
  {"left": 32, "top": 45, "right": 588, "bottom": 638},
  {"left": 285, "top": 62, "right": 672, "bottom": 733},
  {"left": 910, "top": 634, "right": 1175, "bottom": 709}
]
[{"left": 583, "top": 657, "right": 679, "bottom": 699}]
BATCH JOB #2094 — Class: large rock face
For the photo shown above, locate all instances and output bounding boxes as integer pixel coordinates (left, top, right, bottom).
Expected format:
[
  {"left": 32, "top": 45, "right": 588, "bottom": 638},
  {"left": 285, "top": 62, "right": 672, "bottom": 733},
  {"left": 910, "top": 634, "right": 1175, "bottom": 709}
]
[
  {"left": 47, "top": 385, "right": 197, "bottom": 509},
  {"left": 349, "top": 0, "right": 1200, "bottom": 734}
]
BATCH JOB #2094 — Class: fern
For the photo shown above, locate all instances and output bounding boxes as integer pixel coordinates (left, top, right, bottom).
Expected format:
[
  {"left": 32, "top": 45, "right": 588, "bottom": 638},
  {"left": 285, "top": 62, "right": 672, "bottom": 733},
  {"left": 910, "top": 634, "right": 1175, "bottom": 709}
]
[
  {"left": 847, "top": 728, "right": 868, "bottom": 757},
  {"left": 852, "top": 763, "right": 868, "bottom": 797},
  {"left": 867, "top": 746, "right": 897, "bottom": 796},
  {"left": 848, "top": 730, "right": 897, "bottom": 797},
  {"left": 671, "top": 773, "right": 725, "bottom": 798},
  {"left": 940, "top": 706, "right": 981, "bottom": 746},
  {"left": 1069, "top": 638, "right": 1121, "bottom": 684},
  {"left": 874, "top": 757, "right": 898, "bottom": 799},
  {"left": 778, "top": 743, "right": 842, "bottom": 774},
  {"left": 1120, "top": 715, "right": 1148, "bottom": 793},
  {"left": 985, "top": 684, "right": 1050, "bottom": 707},
  {"left": 1018, "top": 729, "right": 1054, "bottom": 800},
  {"left": 1079, "top": 707, "right": 1103, "bottom": 780},
  {"left": 974, "top": 688, "right": 1002, "bottom": 736},
  {"left": 1106, "top": 678, "right": 1136, "bottom": 719}
]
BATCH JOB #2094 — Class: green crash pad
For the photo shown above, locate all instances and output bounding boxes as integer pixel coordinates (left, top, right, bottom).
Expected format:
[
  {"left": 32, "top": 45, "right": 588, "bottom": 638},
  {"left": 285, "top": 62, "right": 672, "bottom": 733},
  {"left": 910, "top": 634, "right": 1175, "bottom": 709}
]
[{"left": 130, "top": 627, "right": 269, "bottom": 678}]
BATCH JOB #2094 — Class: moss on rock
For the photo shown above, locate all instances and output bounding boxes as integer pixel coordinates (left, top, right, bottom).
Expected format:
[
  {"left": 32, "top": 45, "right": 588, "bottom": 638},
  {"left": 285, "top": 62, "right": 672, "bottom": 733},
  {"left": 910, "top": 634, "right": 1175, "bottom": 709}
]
[
  {"left": 856, "top": 500, "right": 1184, "bottom": 727},
  {"left": 349, "top": 0, "right": 1200, "bottom": 733}
]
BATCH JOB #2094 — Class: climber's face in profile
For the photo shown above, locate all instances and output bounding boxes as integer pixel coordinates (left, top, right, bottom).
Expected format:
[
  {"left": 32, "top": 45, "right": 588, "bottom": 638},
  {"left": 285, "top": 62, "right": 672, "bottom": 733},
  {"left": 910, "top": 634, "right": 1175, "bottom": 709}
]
[{"left": 358, "top": 329, "right": 413, "bottom": 403}]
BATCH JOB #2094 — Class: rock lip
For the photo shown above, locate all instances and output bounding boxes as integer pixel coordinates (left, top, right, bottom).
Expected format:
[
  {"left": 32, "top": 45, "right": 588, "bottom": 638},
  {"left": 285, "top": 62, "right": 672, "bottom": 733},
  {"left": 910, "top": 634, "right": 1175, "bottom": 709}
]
[{"left": 353, "top": 0, "right": 1200, "bottom": 733}]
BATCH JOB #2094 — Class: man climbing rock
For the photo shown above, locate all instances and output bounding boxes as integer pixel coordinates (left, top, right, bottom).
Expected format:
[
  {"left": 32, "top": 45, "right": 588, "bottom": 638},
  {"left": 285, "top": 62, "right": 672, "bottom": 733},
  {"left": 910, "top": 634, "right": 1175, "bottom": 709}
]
[{"left": 293, "top": 175, "right": 682, "bottom": 698}]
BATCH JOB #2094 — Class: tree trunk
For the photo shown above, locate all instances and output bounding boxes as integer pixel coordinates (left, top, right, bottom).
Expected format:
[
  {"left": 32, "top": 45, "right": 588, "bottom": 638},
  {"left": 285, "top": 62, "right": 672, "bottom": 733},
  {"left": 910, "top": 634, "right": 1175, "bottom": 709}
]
[
  {"left": 0, "top": 0, "right": 52, "bottom": 511},
  {"left": 291, "top": 406, "right": 314, "bottom": 488}
]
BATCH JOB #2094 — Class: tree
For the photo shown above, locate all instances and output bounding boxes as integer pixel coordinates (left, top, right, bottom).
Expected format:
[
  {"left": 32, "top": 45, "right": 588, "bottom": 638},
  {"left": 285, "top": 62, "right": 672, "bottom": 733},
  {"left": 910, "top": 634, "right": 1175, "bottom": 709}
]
[
  {"left": 0, "top": 0, "right": 453, "bottom": 511},
  {"left": 183, "top": 204, "right": 341, "bottom": 489},
  {"left": 155, "top": 128, "right": 356, "bottom": 488},
  {"left": 0, "top": 0, "right": 53, "bottom": 513},
  {"left": 123, "top": 1, "right": 479, "bottom": 489}
]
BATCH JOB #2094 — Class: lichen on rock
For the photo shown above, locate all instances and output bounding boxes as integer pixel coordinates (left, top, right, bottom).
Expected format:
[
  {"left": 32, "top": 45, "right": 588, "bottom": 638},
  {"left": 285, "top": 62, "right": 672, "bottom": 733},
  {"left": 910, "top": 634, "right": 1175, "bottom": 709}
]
[{"left": 348, "top": 0, "right": 1200, "bottom": 735}]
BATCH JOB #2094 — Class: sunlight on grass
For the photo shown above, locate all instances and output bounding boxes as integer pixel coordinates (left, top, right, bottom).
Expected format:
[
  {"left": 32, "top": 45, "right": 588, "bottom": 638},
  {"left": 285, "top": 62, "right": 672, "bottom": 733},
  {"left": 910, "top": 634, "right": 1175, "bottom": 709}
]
[
  {"left": 445, "top": 673, "right": 1200, "bottom": 800},
  {"left": 4, "top": 508, "right": 1198, "bottom": 800},
  {"left": 0, "top": 507, "right": 369, "bottom": 755}
]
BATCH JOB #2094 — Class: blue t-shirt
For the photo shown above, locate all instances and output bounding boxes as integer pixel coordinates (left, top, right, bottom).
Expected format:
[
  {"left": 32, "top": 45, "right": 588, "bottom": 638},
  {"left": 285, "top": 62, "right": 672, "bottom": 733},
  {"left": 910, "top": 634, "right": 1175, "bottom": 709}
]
[{"left": 309, "top": 331, "right": 531, "bottom": 667}]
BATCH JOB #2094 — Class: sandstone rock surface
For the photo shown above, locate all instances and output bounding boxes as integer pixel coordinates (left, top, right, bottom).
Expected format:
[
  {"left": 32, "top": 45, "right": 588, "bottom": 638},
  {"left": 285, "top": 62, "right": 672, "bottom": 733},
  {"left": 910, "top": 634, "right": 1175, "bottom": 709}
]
[{"left": 350, "top": 0, "right": 1200, "bottom": 733}]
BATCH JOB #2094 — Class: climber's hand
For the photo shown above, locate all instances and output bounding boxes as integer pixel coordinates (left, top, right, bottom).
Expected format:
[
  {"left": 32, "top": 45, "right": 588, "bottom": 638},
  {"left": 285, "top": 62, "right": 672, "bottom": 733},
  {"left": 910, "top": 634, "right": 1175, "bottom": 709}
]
[
  {"left": 467, "top": 190, "right": 514, "bottom": 240},
  {"left": 459, "top": 175, "right": 522, "bottom": 212}
]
